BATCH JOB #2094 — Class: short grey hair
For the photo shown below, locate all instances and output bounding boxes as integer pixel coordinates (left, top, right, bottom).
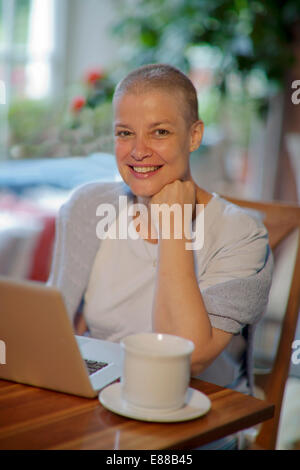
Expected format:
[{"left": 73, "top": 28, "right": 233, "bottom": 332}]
[{"left": 113, "top": 63, "right": 199, "bottom": 125}]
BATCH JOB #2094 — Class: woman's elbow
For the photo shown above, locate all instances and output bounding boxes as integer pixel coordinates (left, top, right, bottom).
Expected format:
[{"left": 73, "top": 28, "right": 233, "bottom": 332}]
[
  {"left": 190, "top": 355, "right": 213, "bottom": 376},
  {"left": 190, "top": 329, "right": 233, "bottom": 376}
]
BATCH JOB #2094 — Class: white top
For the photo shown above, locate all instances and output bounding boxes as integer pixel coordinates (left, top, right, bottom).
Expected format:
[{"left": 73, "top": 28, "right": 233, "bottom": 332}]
[{"left": 83, "top": 193, "right": 269, "bottom": 389}]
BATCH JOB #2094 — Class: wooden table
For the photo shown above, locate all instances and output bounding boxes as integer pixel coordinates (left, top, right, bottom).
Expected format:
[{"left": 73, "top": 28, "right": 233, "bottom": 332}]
[{"left": 0, "top": 378, "right": 274, "bottom": 450}]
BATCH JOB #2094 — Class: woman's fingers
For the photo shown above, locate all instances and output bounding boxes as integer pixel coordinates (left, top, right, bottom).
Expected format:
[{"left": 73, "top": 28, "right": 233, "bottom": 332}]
[
  {"left": 151, "top": 180, "right": 196, "bottom": 208},
  {"left": 150, "top": 180, "right": 196, "bottom": 238}
]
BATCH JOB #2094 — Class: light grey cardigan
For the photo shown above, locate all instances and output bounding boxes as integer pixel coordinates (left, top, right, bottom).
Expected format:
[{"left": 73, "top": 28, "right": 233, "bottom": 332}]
[{"left": 48, "top": 181, "right": 273, "bottom": 394}]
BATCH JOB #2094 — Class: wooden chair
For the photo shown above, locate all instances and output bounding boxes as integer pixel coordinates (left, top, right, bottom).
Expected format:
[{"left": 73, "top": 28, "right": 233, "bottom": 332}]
[{"left": 223, "top": 196, "right": 300, "bottom": 450}]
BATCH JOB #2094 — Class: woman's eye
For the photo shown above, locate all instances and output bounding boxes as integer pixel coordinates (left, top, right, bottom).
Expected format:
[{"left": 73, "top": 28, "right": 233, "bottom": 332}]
[
  {"left": 116, "top": 130, "right": 132, "bottom": 137},
  {"left": 155, "top": 129, "right": 169, "bottom": 136}
]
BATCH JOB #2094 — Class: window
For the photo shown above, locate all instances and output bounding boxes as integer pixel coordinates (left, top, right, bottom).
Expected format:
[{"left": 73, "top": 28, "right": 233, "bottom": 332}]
[{"left": 0, "top": 0, "right": 67, "bottom": 159}]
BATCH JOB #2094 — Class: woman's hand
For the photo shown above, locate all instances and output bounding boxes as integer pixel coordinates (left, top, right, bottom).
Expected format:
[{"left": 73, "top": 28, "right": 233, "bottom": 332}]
[
  {"left": 150, "top": 180, "right": 196, "bottom": 239},
  {"left": 150, "top": 179, "right": 196, "bottom": 208}
]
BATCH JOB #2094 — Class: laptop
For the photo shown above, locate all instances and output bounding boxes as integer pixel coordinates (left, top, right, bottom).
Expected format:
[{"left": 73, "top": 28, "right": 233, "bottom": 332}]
[{"left": 0, "top": 276, "right": 122, "bottom": 398}]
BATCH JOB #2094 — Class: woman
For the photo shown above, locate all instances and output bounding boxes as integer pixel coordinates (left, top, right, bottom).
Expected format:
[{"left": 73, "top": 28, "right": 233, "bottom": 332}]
[{"left": 49, "top": 63, "right": 272, "bottom": 401}]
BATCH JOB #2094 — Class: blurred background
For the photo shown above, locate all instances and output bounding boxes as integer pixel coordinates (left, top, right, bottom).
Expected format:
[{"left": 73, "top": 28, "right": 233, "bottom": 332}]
[
  {"left": 1, "top": 0, "right": 299, "bottom": 200},
  {"left": 0, "top": 0, "right": 300, "bottom": 449}
]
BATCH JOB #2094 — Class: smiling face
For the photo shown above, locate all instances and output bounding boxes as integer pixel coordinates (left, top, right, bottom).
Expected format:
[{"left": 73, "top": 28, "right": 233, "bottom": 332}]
[{"left": 113, "top": 89, "right": 203, "bottom": 198}]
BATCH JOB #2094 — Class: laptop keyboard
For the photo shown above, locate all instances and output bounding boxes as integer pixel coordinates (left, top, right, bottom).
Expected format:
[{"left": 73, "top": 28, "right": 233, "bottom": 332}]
[{"left": 84, "top": 359, "right": 108, "bottom": 375}]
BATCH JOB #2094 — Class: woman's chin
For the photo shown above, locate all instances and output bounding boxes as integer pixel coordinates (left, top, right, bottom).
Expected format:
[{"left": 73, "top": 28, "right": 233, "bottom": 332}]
[
  {"left": 126, "top": 181, "right": 159, "bottom": 198},
  {"left": 130, "top": 188, "right": 155, "bottom": 198}
]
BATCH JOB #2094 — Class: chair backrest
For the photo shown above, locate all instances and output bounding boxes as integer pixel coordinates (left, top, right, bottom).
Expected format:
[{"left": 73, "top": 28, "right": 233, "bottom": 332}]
[{"left": 223, "top": 196, "right": 300, "bottom": 450}]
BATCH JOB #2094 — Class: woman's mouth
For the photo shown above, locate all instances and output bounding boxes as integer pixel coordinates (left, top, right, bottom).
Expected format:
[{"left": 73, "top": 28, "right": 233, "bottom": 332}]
[{"left": 128, "top": 165, "right": 163, "bottom": 178}]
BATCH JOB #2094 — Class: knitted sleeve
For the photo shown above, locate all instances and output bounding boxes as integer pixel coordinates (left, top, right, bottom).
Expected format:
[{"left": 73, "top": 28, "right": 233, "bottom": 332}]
[
  {"left": 202, "top": 248, "right": 273, "bottom": 334},
  {"left": 47, "top": 181, "right": 127, "bottom": 322}
]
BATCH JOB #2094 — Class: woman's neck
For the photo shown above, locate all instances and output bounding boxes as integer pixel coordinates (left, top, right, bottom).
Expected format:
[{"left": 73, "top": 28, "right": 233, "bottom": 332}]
[{"left": 136, "top": 195, "right": 151, "bottom": 208}]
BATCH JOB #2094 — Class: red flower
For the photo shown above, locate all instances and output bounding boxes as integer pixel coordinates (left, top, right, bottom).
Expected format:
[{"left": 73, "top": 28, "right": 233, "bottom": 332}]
[
  {"left": 71, "top": 96, "right": 86, "bottom": 113},
  {"left": 85, "top": 68, "right": 104, "bottom": 86}
]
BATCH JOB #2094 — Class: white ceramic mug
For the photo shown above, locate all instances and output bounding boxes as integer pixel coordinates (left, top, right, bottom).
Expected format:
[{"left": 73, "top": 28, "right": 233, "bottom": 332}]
[{"left": 120, "top": 333, "right": 194, "bottom": 412}]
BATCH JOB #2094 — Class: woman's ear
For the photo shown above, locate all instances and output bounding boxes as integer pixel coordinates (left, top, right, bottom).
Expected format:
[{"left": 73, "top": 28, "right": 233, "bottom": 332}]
[{"left": 189, "top": 120, "right": 204, "bottom": 152}]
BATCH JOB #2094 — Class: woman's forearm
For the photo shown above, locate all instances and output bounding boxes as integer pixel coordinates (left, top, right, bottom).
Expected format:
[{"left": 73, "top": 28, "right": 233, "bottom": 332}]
[
  {"left": 149, "top": 181, "right": 232, "bottom": 374},
  {"left": 152, "top": 235, "right": 214, "bottom": 371}
]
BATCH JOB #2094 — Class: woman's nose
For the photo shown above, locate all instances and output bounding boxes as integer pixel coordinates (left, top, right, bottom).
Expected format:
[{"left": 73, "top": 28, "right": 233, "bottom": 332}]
[{"left": 130, "top": 136, "right": 152, "bottom": 160}]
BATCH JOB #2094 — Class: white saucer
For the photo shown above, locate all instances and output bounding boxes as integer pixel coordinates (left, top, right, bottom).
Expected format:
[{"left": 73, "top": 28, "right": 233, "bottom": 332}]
[{"left": 99, "top": 383, "right": 211, "bottom": 423}]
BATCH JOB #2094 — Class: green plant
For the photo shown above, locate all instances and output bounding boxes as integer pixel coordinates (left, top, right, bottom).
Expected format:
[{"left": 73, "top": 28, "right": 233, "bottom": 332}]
[
  {"left": 59, "top": 68, "right": 116, "bottom": 155},
  {"left": 112, "top": 0, "right": 300, "bottom": 93},
  {"left": 111, "top": 0, "right": 299, "bottom": 151},
  {"left": 7, "top": 68, "right": 116, "bottom": 159},
  {"left": 7, "top": 98, "right": 64, "bottom": 158}
]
